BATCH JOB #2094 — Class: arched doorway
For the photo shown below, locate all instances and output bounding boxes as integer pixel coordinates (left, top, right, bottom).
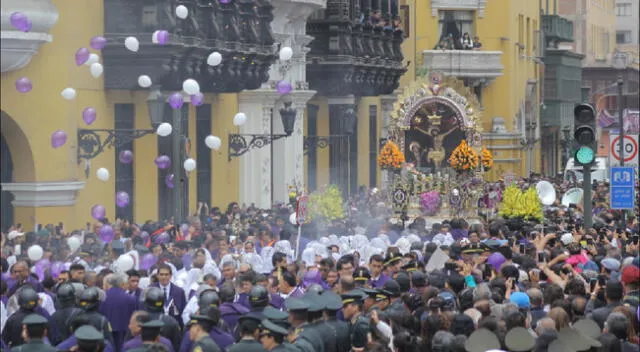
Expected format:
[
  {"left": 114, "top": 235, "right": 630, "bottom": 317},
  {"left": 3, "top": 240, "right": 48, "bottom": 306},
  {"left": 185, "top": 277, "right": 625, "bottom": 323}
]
[{"left": 0, "top": 133, "right": 14, "bottom": 231}]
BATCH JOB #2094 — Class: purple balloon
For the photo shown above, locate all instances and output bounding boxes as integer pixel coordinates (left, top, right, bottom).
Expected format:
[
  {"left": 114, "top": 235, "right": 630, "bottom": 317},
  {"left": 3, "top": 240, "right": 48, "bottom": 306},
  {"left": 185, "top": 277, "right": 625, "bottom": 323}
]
[
  {"left": 99, "top": 224, "right": 115, "bottom": 243},
  {"left": 154, "top": 232, "right": 171, "bottom": 244},
  {"left": 219, "top": 0, "right": 231, "bottom": 3},
  {"left": 155, "top": 155, "right": 171, "bottom": 169},
  {"left": 90, "top": 36, "right": 107, "bottom": 50},
  {"left": 191, "top": 92, "right": 204, "bottom": 106},
  {"left": 165, "top": 173, "right": 175, "bottom": 188},
  {"left": 10, "top": 12, "right": 32, "bottom": 32},
  {"left": 140, "top": 231, "right": 150, "bottom": 241},
  {"left": 140, "top": 253, "right": 157, "bottom": 270},
  {"left": 75, "top": 48, "right": 90, "bottom": 66},
  {"left": 82, "top": 107, "right": 97, "bottom": 125},
  {"left": 91, "top": 204, "right": 106, "bottom": 220},
  {"left": 119, "top": 150, "right": 133, "bottom": 164},
  {"left": 15, "top": 77, "right": 32, "bottom": 93},
  {"left": 51, "top": 130, "right": 68, "bottom": 148},
  {"left": 157, "top": 30, "right": 170, "bottom": 45},
  {"left": 50, "top": 261, "right": 65, "bottom": 278},
  {"left": 276, "top": 80, "right": 293, "bottom": 95},
  {"left": 116, "top": 191, "right": 130, "bottom": 208},
  {"left": 486, "top": 252, "right": 506, "bottom": 272},
  {"left": 168, "top": 92, "right": 184, "bottom": 110}
]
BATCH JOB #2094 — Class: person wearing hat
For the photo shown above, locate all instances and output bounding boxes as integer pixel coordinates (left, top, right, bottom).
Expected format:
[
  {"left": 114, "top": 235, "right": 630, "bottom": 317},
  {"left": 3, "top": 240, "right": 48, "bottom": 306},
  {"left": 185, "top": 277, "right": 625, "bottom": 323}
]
[
  {"left": 353, "top": 267, "right": 371, "bottom": 289},
  {"left": 187, "top": 314, "right": 221, "bottom": 352},
  {"left": 340, "top": 290, "right": 370, "bottom": 352},
  {"left": 218, "top": 282, "right": 250, "bottom": 333},
  {"left": 302, "top": 293, "right": 337, "bottom": 352},
  {"left": 360, "top": 289, "right": 393, "bottom": 347},
  {"left": 142, "top": 287, "right": 181, "bottom": 352},
  {"left": 258, "top": 319, "right": 290, "bottom": 351},
  {"left": 6, "top": 314, "right": 55, "bottom": 352},
  {"left": 285, "top": 298, "right": 323, "bottom": 352},
  {"left": 228, "top": 312, "right": 265, "bottom": 352},
  {"left": 49, "top": 282, "right": 81, "bottom": 345},
  {"left": 621, "top": 264, "right": 640, "bottom": 309},
  {"left": 56, "top": 313, "right": 115, "bottom": 352},
  {"left": 2, "top": 286, "right": 47, "bottom": 348},
  {"left": 383, "top": 252, "right": 403, "bottom": 278},
  {"left": 504, "top": 326, "right": 536, "bottom": 352},
  {"left": 76, "top": 287, "right": 114, "bottom": 347},
  {"left": 179, "top": 306, "right": 233, "bottom": 352},
  {"left": 73, "top": 325, "right": 107, "bottom": 352},
  {"left": 122, "top": 311, "right": 173, "bottom": 352},
  {"left": 322, "top": 292, "right": 350, "bottom": 352},
  {"left": 125, "top": 320, "right": 165, "bottom": 352}
]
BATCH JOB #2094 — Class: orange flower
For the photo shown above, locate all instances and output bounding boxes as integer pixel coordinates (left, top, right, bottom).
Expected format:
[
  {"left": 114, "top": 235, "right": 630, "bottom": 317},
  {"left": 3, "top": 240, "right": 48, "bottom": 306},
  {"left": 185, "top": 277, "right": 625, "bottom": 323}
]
[
  {"left": 481, "top": 146, "right": 493, "bottom": 170},
  {"left": 448, "top": 140, "right": 479, "bottom": 171},
  {"left": 378, "top": 141, "right": 405, "bottom": 169}
]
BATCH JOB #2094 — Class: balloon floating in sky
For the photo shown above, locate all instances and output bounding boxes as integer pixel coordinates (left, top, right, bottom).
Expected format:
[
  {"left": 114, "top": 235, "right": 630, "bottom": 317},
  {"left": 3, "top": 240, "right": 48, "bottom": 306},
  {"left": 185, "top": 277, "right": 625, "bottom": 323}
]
[
  {"left": 116, "top": 191, "right": 130, "bottom": 208},
  {"left": 90, "top": 63, "right": 104, "bottom": 78},
  {"left": 205, "top": 135, "right": 221, "bottom": 150},
  {"left": 91, "top": 204, "right": 106, "bottom": 220},
  {"left": 15, "top": 77, "right": 32, "bottom": 93},
  {"left": 156, "top": 122, "right": 173, "bottom": 137},
  {"left": 279, "top": 46, "right": 293, "bottom": 61},
  {"left": 182, "top": 79, "right": 200, "bottom": 95},
  {"left": 85, "top": 53, "right": 100, "bottom": 66},
  {"left": 99, "top": 225, "right": 115, "bottom": 243},
  {"left": 51, "top": 130, "right": 68, "bottom": 148},
  {"left": 119, "top": 150, "right": 133, "bottom": 164},
  {"left": 155, "top": 155, "right": 171, "bottom": 169},
  {"left": 61, "top": 87, "right": 77, "bottom": 100},
  {"left": 233, "top": 112, "right": 247, "bottom": 126},
  {"left": 168, "top": 92, "right": 184, "bottom": 109},
  {"left": 82, "top": 107, "right": 97, "bottom": 125},
  {"left": 175, "top": 5, "right": 189, "bottom": 19},
  {"left": 276, "top": 80, "right": 293, "bottom": 95},
  {"left": 207, "top": 52, "right": 222, "bottom": 66},
  {"left": 152, "top": 30, "right": 169, "bottom": 45},
  {"left": 165, "top": 173, "right": 175, "bottom": 189},
  {"left": 184, "top": 158, "right": 197, "bottom": 172},
  {"left": 96, "top": 167, "right": 110, "bottom": 182},
  {"left": 90, "top": 36, "right": 107, "bottom": 50},
  {"left": 75, "top": 48, "right": 90, "bottom": 66},
  {"left": 10, "top": 12, "right": 32, "bottom": 32},
  {"left": 124, "top": 36, "right": 139, "bottom": 52},
  {"left": 138, "top": 75, "right": 152, "bottom": 88},
  {"left": 191, "top": 92, "right": 204, "bottom": 107}
]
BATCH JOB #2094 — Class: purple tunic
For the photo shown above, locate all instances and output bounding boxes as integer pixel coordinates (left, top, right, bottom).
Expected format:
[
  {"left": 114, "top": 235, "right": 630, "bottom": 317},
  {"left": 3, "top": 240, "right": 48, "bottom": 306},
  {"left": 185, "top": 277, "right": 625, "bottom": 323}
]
[
  {"left": 370, "top": 274, "right": 391, "bottom": 289},
  {"left": 220, "top": 302, "right": 250, "bottom": 332},
  {"left": 57, "top": 335, "right": 115, "bottom": 352},
  {"left": 178, "top": 327, "right": 233, "bottom": 352},
  {"left": 122, "top": 335, "right": 174, "bottom": 352}
]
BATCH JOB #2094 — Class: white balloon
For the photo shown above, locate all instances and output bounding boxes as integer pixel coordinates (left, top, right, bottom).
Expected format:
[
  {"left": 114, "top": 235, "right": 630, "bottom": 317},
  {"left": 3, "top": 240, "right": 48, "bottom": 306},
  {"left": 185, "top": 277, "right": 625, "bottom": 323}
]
[
  {"left": 182, "top": 79, "right": 200, "bottom": 95},
  {"left": 116, "top": 254, "right": 134, "bottom": 272},
  {"left": 90, "top": 62, "right": 103, "bottom": 78},
  {"left": 204, "top": 135, "right": 221, "bottom": 150},
  {"left": 183, "top": 158, "right": 197, "bottom": 172},
  {"left": 96, "top": 167, "right": 110, "bottom": 181},
  {"left": 67, "top": 237, "right": 81, "bottom": 251},
  {"left": 85, "top": 53, "right": 100, "bottom": 66},
  {"left": 156, "top": 123, "right": 173, "bottom": 137},
  {"left": 279, "top": 46, "right": 293, "bottom": 61},
  {"left": 233, "top": 112, "right": 247, "bottom": 126},
  {"left": 61, "top": 87, "right": 77, "bottom": 100},
  {"left": 124, "top": 36, "right": 139, "bottom": 52},
  {"left": 138, "top": 75, "right": 152, "bottom": 88},
  {"left": 27, "top": 245, "right": 43, "bottom": 261},
  {"left": 289, "top": 213, "right": 297, "bottom": 225},
  {"left": 207, "top": 52, "right": 222, "bottom": 66},
  {"left": 175, "top": 5, "right": 189, "bottom": 19},
  {"left": 151, "top": 30, "right": 159, "bottom": 44}
]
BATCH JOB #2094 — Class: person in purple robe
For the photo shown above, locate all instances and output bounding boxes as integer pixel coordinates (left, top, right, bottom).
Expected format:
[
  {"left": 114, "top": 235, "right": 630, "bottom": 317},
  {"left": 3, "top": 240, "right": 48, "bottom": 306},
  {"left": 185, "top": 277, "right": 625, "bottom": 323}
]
[
  {"left": 6, "top": 261, "right": 44, "bottom": 296},
  {"left": 122, "top": 311, "right": 174, "bottom": 352},
  {"left": 57, "top": 314, "right": 116, "bottom": 352},
  {"left": 218, "top": 283, "right": 250, "bottom": 333},
  {"left": 99, "top": 273, "right": 139, "bottom": 351},
  {"left": 278, "top": 271, "right": 304, "bottom": 299},
  {"left": 179, "top": 307, "right": 233, "bottom": 352}
]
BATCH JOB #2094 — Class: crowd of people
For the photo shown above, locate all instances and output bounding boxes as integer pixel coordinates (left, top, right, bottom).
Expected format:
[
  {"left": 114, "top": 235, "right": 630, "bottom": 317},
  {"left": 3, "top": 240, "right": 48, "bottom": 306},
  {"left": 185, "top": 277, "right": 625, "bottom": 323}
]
[{"left": 0, "top": 175, "right": 639, "bottom": 352}]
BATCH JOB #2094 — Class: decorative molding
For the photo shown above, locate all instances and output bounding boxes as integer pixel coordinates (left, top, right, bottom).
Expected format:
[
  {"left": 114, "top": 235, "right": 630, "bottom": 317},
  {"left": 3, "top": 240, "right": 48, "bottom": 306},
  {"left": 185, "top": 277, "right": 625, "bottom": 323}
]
[
  {"left": 494, "top": 158, "right": 522, "bottom": 163},
  {"left": 431, "top": 0, "right": 488, "bottom": 18},
  {"left": 0, "top": 181, "right": 85, "bottom": 207},
  {"left": 481, "top": 132, "right": 523, "bottom": 140},
  {"left": 485, "top": 145, "right": 523, "bottom": 150},
  {"left": 328, "top": 95, "right": 356, "bottom": 105},
  {"left": 423, "top": 50, "right": 504, "bottom": 83},
  {"left": 238, "top": 90, "right": 281, "bottom": 107}
]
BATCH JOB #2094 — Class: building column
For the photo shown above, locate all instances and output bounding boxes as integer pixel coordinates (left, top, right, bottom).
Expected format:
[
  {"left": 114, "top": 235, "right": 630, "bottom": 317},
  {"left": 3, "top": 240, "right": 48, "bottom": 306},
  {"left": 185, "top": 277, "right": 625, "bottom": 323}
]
[{"left": 328, "top": 96, "right": 357, "bottom": 198}]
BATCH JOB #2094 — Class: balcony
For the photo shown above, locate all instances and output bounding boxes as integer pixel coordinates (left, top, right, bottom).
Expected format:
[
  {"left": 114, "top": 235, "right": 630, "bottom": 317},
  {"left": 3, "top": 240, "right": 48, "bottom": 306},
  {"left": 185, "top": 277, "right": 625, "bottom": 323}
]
[
  {"left": 422, "top": 50, "right": 503, "bottom": 85},
  {"left": 102, "top": 0, "right": 276, "bottom": 92},
  {"left": 542, "top": 14, "right": 574, "bottom": 45},
  {"left": 1, "top": 0, "right": 59, "bottom": 73}
]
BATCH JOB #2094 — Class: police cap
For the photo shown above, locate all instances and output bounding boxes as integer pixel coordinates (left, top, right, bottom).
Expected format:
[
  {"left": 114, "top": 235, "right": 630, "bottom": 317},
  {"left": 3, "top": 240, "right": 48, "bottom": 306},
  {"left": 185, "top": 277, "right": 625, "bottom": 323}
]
[
  {"left": 22, "top": 314, "right": 48, "bottom": 326},
  {"left": 353, "top": 267, "right": 371, "bottom": 282},
  {"left": 504, "top": 327, "right": 535, "bottom": 351},
  {"left": 321, "top": 291, "right": 342, "bottom": 311},
  {"left": 340, "top": 290, "right": 366, "bottom": 306},
  {"left": 74, "top": 325, "right": 104, "bottom": 343},
  {"left": 285, "top": 297, "right": 309, "bottom": 312},
  {"left": 464, "top": 328, "right": 500, "bottom": 352},
  {"left": 260, "top": 319, "right": 289, "bottom": 337}
]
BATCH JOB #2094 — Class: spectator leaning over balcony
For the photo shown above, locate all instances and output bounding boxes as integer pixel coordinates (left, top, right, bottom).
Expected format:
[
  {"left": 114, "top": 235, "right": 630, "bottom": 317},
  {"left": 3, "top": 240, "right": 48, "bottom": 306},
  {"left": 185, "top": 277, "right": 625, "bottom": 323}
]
[
  {"left": 461, "top": 32, "right": 474, "bottom": 50},
  {"left": 473, "top": 36, "right": 483, "bottom": 50}
]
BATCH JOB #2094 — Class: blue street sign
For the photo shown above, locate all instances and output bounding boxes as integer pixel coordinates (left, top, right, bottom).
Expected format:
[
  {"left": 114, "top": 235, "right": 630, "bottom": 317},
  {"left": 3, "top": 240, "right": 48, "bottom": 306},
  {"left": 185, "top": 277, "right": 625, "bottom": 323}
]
[{"left": 610, "top": 167, "right": 635, "bottom": 210}]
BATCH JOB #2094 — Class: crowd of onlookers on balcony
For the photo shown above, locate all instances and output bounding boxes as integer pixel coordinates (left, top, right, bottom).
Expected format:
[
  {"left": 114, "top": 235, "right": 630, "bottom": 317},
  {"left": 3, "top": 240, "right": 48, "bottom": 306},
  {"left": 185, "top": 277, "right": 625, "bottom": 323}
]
[
  {"left": 436, "top": 32, "right": 483, "bottom": 51},
  {"left": 359, "top": 9, "right": 404, "bottom": 33}
]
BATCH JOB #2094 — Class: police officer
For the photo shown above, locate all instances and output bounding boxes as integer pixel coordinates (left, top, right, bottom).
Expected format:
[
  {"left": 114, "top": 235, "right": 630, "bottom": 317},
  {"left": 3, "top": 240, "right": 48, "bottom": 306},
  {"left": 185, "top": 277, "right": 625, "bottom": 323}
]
[
  {"left": 187, "top": 314, "right": 221, "bottom": 352},
  {"left": 143, "top": 287, "right": 182, "bottom": 352},
  {"left": 228, "top": 312, "right": 265, "bottom": 352},
  {"left": 179, "top": 306, "right": 233, "bottom": 352},
  {"left": 76, "top": 287, "right": 114, "bottom": 346},
  {"left": 55, "top": 313, "right": 115, "bottom": 352},
  {"left": 262, "top": 308, "right": 298, "bottom": 352},
  {"left": 321, "top": 291, "right": 350, "bottom": 352},
  {"left": 197, "top": 289, "right": 231, "bottom": 332},
  {"left": 285, "top": 298, "right": 321, "bottom": 352},
  {"left": 50, "top": 283, "right": 81, "bottom": 345},
  {"left": 2, "top": 287, "right": 45, "bottom": 348},
  {"left": 73, "top": 325, "right": 106, "bottom": 352},
  {"left": 248, "top": 286, "right": 270, "bottom": 315},
  {"left": 8, "top": 314, "right": 56, "bottom": 352},
  {"left": 257, "top": 319, "right": 290, "bottom": 352},
  {"left": 126, "top": 320, "right": 165, "bottom": 352},
  {"left": 219, "top": 283, "right": 250, "bottom": 333},
  {"left": 353, "top": 268, "right": 371, "bottom": 289},
  {"left": 303, "top": 292, "right": 336, "bottom": 352},
  {"left": 341, "top": 290, "right": 370, "bottom": 352}
]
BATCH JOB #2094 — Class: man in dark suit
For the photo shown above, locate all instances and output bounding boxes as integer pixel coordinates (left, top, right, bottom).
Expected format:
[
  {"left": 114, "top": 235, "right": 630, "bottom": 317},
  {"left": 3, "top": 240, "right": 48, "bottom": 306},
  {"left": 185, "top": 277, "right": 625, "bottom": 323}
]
[
  {"left": 99, "top": 273, "right": 139, "bottom": 352},
  {"left": 587, "top": 280, "right": 623, "bottom": 329},
  {"left": 150, "top": 264, "right": 187, "bottom": 330},
  {"left": 125, "top": 269, "right": 143, "bottom": 303}
]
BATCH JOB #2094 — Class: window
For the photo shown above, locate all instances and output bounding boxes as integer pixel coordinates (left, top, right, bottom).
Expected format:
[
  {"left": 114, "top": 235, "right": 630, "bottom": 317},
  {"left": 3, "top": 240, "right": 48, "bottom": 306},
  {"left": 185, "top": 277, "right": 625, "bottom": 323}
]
[
  {"left": 400, "top": 5, "right": 410, "bottom": 37},
  {"left": 196, "top": 104, "right": 212, "bottom": 207},
  {"left": 115, "top": 104, "right": 134, "bottom": 222},
  {"left": 437, "top": 10, "right": 474, "bottom": 45},
  {"left": 617, "top": 31, "right": 632, "bottom": 44},
  {"left": 368, "top": 105, "right": 377, "bottom": 188},
  {"left": 307, "top": 104, "right": 319, "bottom": 192},
  {"left": 615, "top": 3, "right": 632, "bottom": 15}
]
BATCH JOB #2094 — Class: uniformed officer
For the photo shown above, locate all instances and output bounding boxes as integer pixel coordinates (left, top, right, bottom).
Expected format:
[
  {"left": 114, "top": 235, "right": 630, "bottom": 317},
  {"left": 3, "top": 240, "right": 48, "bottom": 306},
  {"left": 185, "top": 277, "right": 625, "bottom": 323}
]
[
  {"left": 50, "top": 282, "right": 81, "bottom": 345},
  {"left": 248, "top": 286, "right": 270, "bottom": 315},
  {"left": 262, "top": 308, "right": 298, "bottom": 352},
  {"left": 284, "top": 298, "right": 322, "bottom": 352},
  {"left": 126, "top": 320, "right": 165, "bottom": 352},
  {"left": 9, "top": 314, "right": 56, "bottom": 352},
  {"left": 321, "top": 291, "right": 350, "bottom": 352},
  {"left": 55, "top": 314, "right": 115, "bottom": 352},
  {"left": 2, "top": 287, "right": 46, "bottom": 348},
  {"left": 257, "top": 319, "right": 290, "bottom": 352},
  {"left": 187, "top": 314, "right": 221, "bottom": 352},
  {"left": 219, "top": 283, "right": 250, "bottom": 333},
  {"left": 143, "top": 287, "right": 181, "bottom": 352},
  {"left": 197, "top": 290, "right": 230, "bottom": 332},
  {"left": 341, "top": 290, "right": 370, "bottom": 352},
  {"left": 73, "top": 325, "right": 105, "bottom": 352},
  {"left": 179, "top": 306, "right": 233, "bottom": 352},
  {"left": 303, "top": 292, "right": 336, "bottom": 352},
  {"left": 353, "top": 268, "right": 371, "bottom": 289},
  {"left": 76, "top": 287, "right": 114, "bottom": 347},
  {"left": 227, "top": 312, "right": 265, "bottom": 352}
]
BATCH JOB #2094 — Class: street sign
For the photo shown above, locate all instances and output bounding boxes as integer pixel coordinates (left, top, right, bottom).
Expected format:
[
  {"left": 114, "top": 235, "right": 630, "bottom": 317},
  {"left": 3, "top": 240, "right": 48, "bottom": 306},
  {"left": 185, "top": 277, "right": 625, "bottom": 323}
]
[
  {"left": 610, "top": 167, "right": 635, "bottom": 210},
  {"left": 609, "top": 133, "right": 639, "bottom": 166},
  {"left": 296, "top": 195, "right": 308, "bottom": 225}
]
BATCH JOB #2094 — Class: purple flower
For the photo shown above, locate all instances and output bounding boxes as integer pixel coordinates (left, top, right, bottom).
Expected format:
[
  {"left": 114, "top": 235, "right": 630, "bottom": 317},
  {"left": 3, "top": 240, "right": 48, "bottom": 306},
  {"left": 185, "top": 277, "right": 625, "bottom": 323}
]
[{"left": 420, "top": 191, "right": 441, "bottom": 216}]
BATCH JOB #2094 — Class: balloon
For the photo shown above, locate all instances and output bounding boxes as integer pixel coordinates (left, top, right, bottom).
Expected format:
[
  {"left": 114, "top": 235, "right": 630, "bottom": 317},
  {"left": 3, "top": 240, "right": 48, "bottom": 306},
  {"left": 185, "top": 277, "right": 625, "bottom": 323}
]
[
  {"left": 91, "top": 204, "right": 106, "bottom": 220},
  {"left": 116, "top": 255, "right": 134, "bottom": 271},
  {"left": 176, "top": 5, "right": 189, "bottom": 19},
  {"left": 140, "top": 253, "right": 157, "bottom": 270},
  {"left": 205, "top": 135, "right": 221, "bottom": 150},
  {"left": 138, "top": 75, "right": 152, "bottom": 88},
  {"left": 486, "top": 252, "right": 506, "bottom": 271},
  {"left": 155, "top": 232, "right": 171, "bottom": 244},
  {"left": 61, "top": 87, "right": 77, "bottom": 100},
  {"left": 279, "top": 46, "right": 293, "bottom": 61},
  {"left": 191, "top": 92, "right": 204, "bottom": 107},
  {"left": 219, "top": 0, "right": 231, "bottom": 3},
  {"left": 165, "top": 173, "right": 175, "bottom": 188},
  {"left": 156, "top": 122, "right": 173, "bottom": 137},
  {"left": 75, "top": 48, "right": 90, "bottom": 66},
  {"left": 99, "top": 225, "right": 115, "bottom": 243},
  {"left": 182, "top": 79, "right": 200, "bottom": 95},
  {"left": 152, "top": 30, "right": 170, "bottom": 45},
  {"left": 168, "top": 92, "right": 184, "bottom": 109},
  {"left": 27, "top": 245, "right": 44, "bottom": 261},
  {"left": 96, "top": 168, "right": 110, "bottom": 181},
  {"left": 85, "top": 53, "right": 100, "bottom": 66},
  {"left": 233, "top": 112, "right": 247, "bottom": 126},
  {"left": 119, "top": 150, "right": 133, "bottom": 164},
  {"left": 124, "top": 36, "right": 139, "bottom": 52},
  {"left": 50, "top": 261, "right": 65, "bottom": 278},
  {"left": 90, "top": 36, "right": 107, "bottom": 50},
  {"left": 15, "top": 77, "right": 32, "bottom": 93},
  {"left": 10, "top": 12, "right": 32, "bottom": 32},
  {"left": 183, "top": 158, "right": 196, "bottom": 172},
  {"left": 276, "top": 80, "right": 292, "bottom": 95},
  {"left": 140, "top": 231, "right": 150, "bottom": 241},
  {"left": 116, "top": 191, "right": 130, "bottom": 208},
  {"left": 51, "top": 130, "right": 68, "bottom": 148},
  {"left": 90, "top": 63, "right": 104, "bottom": 78},
  {"left": 67, "top": 236, "right": 81, "bottom": 251},
  {"left": 155, "top": 155, "right": 171, "bottom": 169},
  {"left": 289, "top": 213, "right": 297, "bottom": 225},
  {"left": 207, "top": 52, "right": 222, "bottom": 66},
  {"left": 82, "top": 107, "right": 97, "bottom": 125}
]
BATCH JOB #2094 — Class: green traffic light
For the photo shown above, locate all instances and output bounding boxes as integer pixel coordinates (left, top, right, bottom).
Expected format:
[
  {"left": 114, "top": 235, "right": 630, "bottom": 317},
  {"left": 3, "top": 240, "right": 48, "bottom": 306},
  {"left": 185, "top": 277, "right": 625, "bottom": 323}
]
[{"left": 575, "top": 146, "right": 595, "bottom": 165}]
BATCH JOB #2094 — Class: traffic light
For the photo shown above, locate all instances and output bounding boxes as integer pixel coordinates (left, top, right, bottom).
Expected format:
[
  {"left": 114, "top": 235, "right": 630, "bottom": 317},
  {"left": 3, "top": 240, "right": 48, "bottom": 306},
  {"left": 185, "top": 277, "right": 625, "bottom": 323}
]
[{"left": 573, "top": 103, "right": 597, "bottom": 165}]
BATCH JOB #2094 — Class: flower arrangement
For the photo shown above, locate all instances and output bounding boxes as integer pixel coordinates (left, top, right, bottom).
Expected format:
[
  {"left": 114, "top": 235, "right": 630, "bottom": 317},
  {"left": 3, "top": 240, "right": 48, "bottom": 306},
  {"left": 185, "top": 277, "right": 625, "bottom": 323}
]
[
  {"left": 420, "top": 191, "right": 441, "bottom": 216},
  {"left": 378, "top": 140, "right": 405, "bottom": 169},
  {"left": 498, "top": 185, "right": 544, "bottom": 222},
  {"left": 481, "top": 146, "right": 493, "bottom": 171},
  {"left": 287, "top": 180, "right": 303, "bottom": 205},
  {"left": 448, "top": 140, "right": 479, "bottom": 172},
  {"left": 308, "top": 185, "right": 345, "bottom": 221}
]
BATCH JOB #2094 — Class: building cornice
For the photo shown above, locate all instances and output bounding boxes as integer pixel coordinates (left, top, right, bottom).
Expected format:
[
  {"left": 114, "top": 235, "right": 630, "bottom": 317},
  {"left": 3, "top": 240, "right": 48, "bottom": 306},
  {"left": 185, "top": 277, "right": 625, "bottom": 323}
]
[{"left": 0, "top": 181, "right": 85, "bottom": 207}]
